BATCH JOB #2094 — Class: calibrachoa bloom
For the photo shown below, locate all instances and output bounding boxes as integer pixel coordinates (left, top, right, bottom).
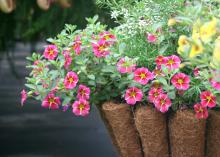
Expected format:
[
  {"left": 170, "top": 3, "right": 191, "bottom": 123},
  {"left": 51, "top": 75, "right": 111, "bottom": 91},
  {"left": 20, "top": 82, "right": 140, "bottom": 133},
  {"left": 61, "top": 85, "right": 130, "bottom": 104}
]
[
  {"left": 148, "top": 88, "right": 163, "bottom": 103},
  {"left": 171, "top": 73, "right": 190, "bottom": 90},
  {"left": 125, "top": 87, "right": 143, "bottom": 105},
  {"left": 153, "top": 67, "right": 164, "bottom": 77},
  {"left": 193, "top": 68, "right": 200, "bottom": 77},
  {"left": 73, "top": 36, "right": 82, "bottom": 55},
  {"left": 43, "top": 45, "right": 58, "bottom": 60},
  {"left": 117, "top": 57, "right": 136, "bottom": 74},
  {"left": 92, "top": 39, "right": 110, "bottom": 58},
  {"left": 21, "top": 89, "right": 27, "bottom": 106},
  {"left": 62, "top": 105, "right": 69, "bottom": 112},
  {"left": 72, "top": 99, "right": 90, "bottom": 116},
  {"left": 194, "top": 103, "right": 208, "bottom": 119},
  {"left": 210, "top": 78, "right": 220, "bottom": 90},
  {"left": 134, "top": 67, "right": 154, "bottom": 85},
  {"left": 155, "top": 56, "right": 166, "bottom": 67},
  {"left": 99, "top": 31, "right": 116, "bottom": 44},
  {"left": 147, "top": 33, "right": 157, "bottom": 43},
  {"left": 165, "top": 55, "right": 181, "bottom": 70},
  {"left": 64, "top": 71, "right": 79, "bottom": 89},
  {"left": 200, "top": 91, "right": 216, "bottom": 108},
  {"left": 77, "top": 85, "right": 91, "bottom": 100},
  {"left": 42, "top": 93, "right": 61, "bottom": 109},
  {"left": 154, "top": 94, "right": 172, "bottom": 113}
]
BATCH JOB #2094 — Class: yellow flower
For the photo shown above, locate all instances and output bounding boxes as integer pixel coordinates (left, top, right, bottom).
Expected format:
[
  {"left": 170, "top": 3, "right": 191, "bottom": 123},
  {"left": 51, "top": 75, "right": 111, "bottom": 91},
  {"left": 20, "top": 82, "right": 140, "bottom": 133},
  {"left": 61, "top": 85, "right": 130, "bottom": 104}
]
[
  {"left": 168, "top": 18, "right": 176, "bottom": 26},
  {"left": 192, "top": 19, "right": 201, "bottom": 40},
  {"left": 178, "top": 35, "right": 188, "bottom": 47},
  {"left": 212, "top": 41, "right": 220, "bottom": 67},
  {"left": 189, "top": 42, "right": 204, "bottom": 58},
  {"left": 200, "top": 17, "right": 218, "bottom": 43}
]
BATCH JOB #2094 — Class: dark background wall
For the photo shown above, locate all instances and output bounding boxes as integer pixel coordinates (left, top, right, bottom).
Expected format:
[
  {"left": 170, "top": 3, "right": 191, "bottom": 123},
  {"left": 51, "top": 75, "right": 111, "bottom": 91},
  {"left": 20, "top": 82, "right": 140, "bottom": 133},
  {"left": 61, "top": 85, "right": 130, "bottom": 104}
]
[{"left": 0, "top": 1, "right": 118, "bottom": 156}]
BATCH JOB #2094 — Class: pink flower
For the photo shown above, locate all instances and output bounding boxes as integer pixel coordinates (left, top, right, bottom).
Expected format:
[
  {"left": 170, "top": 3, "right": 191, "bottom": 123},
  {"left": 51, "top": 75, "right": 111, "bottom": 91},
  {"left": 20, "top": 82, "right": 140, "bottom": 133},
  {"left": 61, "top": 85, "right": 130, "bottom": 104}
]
[
  {"left": 43, "top": 45, "right": 58, "bottom": 60},
  {"left": 155, "top": 56, "right": 166, "bottom": 67},
  {"left": 200, "top": 91, "right": 216, "bottom": 108},
  {"left": 42, "top": 93, "right": 61, "bottom": 109},
  {"left": 193, "top": 68, "right": 200, "bottom": 77},
  {"left": 147, "top": 33, "right": 157, "bottom": 43},
  {"left": 73, "top": 36, "right": 82, "bottom": 55},
  {"left": 194, "top": 103, "right": 208, "bottom": 119},
  {"left": 134, "top": 67, "right": 154, "bottom": 85},
  {"left": 117, "top": 57, "right": 136, "bottom": 74},
  {"left": 92, "top": 39, "right": 110, "bottom": 58},
  {"left": 64, "top": 71, "right": 79, "bottom": 89},
  {"left": 77, "top": 85, "right": 90, "bottom": 100},
  {"left": 62, "top": 105, "right": 69, "bottom": 112},
  {"left": 125, "top": 87, "right": 143, "bottom": 105},
  {"left": 62, "top": 50, "right": 72, "bottom": 69},
  {"left": 164, "top": 55, "right": 181, "bottom": 70},
  {"left": 148, "top": 88, "right": 163, "bottom": 103},
  {"left": 99, "top": 31, "right": 116, "bottom": 44},
  {"left": 72, "top": 99, "right": 90, "bottom": 116},
  {"left": 210, "top": 79, "right": 220, "bottom": 90},
  {"left": 21, "top": 89, "right": 27, "bottom": 106},
  {"left": 154, "top": 94, "right": 172, "bottom": 113},
  {"left": 151, "top": 81, "right": 162, "bottom": 89},
  {"left": 171, "top": 73, "right": 190, "bottom": 90},
  {"left": 32, "top": 60, "right": 46, "bottom": 76}
]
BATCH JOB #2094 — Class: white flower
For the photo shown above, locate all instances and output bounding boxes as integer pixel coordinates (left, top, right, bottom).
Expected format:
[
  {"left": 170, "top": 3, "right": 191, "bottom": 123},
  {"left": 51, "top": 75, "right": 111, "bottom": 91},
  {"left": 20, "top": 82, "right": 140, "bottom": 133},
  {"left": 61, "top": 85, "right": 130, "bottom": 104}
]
[{"left": 111, "top": 10, "right": 120, "bottom": 19}]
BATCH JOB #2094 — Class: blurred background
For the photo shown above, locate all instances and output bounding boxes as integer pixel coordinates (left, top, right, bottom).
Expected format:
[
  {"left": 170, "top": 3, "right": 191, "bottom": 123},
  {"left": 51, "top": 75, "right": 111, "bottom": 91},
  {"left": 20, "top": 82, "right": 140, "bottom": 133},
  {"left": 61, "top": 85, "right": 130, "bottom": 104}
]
[{"left": 0, "top": 0, "right": 118, "bottom": 156}]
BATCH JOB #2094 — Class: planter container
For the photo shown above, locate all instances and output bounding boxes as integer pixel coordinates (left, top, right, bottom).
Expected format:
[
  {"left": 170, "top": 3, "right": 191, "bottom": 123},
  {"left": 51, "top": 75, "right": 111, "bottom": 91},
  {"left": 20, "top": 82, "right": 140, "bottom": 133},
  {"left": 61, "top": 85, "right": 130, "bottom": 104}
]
[
  {"left": 207, "top": 110, "right": 220, "bottom": 157},
  {"left": 135, "top": 105, "right": 169, "bottom": 157},
  {"left": 96, "top": 102, "right": 142, "bottom": 157},
  {"left": 169, "top": 109, "right": 206, "bottom": 157}
]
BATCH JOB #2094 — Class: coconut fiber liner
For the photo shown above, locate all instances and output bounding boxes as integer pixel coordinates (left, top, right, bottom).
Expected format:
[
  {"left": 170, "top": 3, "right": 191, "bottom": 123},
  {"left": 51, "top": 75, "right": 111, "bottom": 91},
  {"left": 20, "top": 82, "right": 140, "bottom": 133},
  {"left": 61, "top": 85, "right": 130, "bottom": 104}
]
[
  {"left": 96, "top": 102, "right": 142, "bottom": 157},
  {"left": 169, "top": 109, "right": 206, "bottom": 157},
  {"left": 207, "top": 110, "right": 220, "bottom": 157},
  {"left": 135, "top": 105, "right": 169, "bottom": 157}
]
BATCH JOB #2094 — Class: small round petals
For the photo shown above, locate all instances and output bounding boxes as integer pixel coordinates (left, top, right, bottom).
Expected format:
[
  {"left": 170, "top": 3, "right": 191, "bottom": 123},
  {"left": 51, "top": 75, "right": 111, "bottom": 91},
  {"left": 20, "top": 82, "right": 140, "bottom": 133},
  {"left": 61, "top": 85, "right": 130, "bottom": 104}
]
[
  {"left": 148, "top": 88, "right": 163, "bottom": 103},
  {"left": 147, "top": 33, "right": 157, "bottom": 43},
  {"left": 194, "top": 103, "right": 208, "bottom": 119},
  {"left": 171, "top": 73, "right": 190, "bottom": 90},
  {"left": 117, "top": 57, "right": 136, "bottom": 74},
  {"left": 155, "top": 56, "right": 166, "bottom": 67},
  {"left": 153, "top": 67, "right": 164, "bottom": 77},
  {"left": 165, "top": 55, "right": 181, "bottom": 70},
  {"left": 99, "top": 31, "right": 116, "bottom": 44},
  {"left": 72, "top": 99, "right": 90, "bottom": 116},
  {"left": 154, "top": 94, "right": 172, "bottom": 113},
  {"left": 21, "top": 89, "right": 27, "bottom": 106},
  {"left": 42, "top": 93, "right": 61, "bottom": 110},
  {"left": 134, "top": 67, "right": 154, "bottom": 85},
  {"left": 200, "top": 91, "right": 216, "bottom": 108},
  {"left": 77, "top": 85, "right": 91, "bottom": 100},
  {"left": 193, "top": 68, "right": 200, "bottom": 77},
  {"left": 125, "top": 87, "right": 143, "bottom": 105},
  {"left": 43, "top": 45, "right": 58, "bottom": 60},
  {"left": 210, "top": 78, "right": 220, "bottom": 90},
  {"left": 64, "top": 71, "right": 79, "bottom": 90},
  {"left": 92, "top": 39, "right": 110, "bottom": 58}
]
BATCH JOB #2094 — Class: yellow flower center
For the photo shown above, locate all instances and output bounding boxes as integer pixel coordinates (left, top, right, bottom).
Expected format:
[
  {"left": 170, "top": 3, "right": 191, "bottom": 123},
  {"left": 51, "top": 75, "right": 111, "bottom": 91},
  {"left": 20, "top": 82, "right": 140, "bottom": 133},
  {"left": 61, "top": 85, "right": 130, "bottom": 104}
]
[
  {"left": 177, "top": 79, "right": 183, "bottom": 84},
  {"left": 78, "top": 104, "right": 85, "bottom": 111},
  {"left": 130, "top": 91, "right": 136, "bottom": 97},
  {"left": 68, "top": 77, "right": 74, "bottom": 83},
  {"left": 49, "top": 50, "right": 54, "bottom": 55},
  {"left": 140, "top": 73, "right": 146, "bottom": 79},
  {"left": 48, "top": 98, "right": 55, "bottom": 104}
]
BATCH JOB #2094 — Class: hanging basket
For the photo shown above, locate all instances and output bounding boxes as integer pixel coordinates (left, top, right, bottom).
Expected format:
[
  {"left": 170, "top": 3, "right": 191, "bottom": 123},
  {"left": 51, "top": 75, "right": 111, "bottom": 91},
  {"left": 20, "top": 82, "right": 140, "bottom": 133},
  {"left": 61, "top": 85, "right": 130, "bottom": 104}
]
[
  {"left": 169, "top": 109, "right": 206, "bottom": 157},
  {"left": 96, "top": 102, "right": 143, "bottom": 157},
  {"left": 206, "top": 110, "right": 220, "bottom": 157},
  {"left": 135, "top": 105, "right": 169, "bottom": 157}
]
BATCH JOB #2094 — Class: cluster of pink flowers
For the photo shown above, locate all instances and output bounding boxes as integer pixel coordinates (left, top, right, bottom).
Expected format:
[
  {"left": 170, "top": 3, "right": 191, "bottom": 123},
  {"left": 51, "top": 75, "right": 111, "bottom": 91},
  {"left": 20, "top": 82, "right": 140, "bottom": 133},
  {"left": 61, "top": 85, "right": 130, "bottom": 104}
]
[
  {"left": 72, "top": 36, "right": 82, "bottom": 55},
  {"left": 62, "top": 50, "right": 72, "bottom": 69},
  {"left": 117, "top": 57, "right": 136, "bottom": 74},
  {"left": 194, "top": 91, "right": 216, "bottom": 119}
]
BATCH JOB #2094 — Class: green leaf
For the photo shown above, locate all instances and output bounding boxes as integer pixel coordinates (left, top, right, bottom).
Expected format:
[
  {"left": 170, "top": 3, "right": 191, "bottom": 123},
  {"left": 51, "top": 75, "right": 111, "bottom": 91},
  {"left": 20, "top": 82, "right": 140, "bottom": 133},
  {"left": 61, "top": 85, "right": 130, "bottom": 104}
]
[
  {"left": 157, "top": 77, "right": 168, "bottom": 86},
  {"left": 25, "top": 84, "right": 35, "bottom": 89},
  {"left": 87, "top": 74, "right": 95, "bottom": 80},
  {"left": 168, "top": 91, "right": 176, "bottom": 100}
]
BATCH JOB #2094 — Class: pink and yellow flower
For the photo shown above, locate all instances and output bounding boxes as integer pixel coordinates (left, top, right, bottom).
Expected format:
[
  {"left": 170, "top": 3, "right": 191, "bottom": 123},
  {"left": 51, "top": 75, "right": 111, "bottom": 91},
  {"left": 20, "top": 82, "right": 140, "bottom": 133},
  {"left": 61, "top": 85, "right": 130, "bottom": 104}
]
[
  {"left": 99, "top": 31, "right": 116, "bottom": 44},
  {"left": 193, "top": 68, "right": 200, "bottom": 77},
  {"left": 42, "top": 93, "right": 61, "bottom": 109},
  {"left": 64, "top": 71, "right": 79, "bottom": 89},
  {"left": 21, "top": 89, "right": 27, "bottom": 106},
  {"left": 77, "top": 84, "right": 91, "bottom": 100},
  {"left": 164, "top": 55, "right": 181, "bottom": 70},
  {"left": 125, "top": 87, "right": 143, "bottom": 105},
  {"left": 117, "top": 57, "right": 136, "bottom": 74},
  {"left": 171, "top": 73, "right": 190, "bottom": 90},
  {"left": 134, "top": 67, "right": 154, "bottom": 85},
  {"left": 194, "top": 103, "right": 208, "bottom": 119},
  {"left": 92, "top": 39, "right": 110, "bottom": 58},
  {"left": 43, "top": 45, "right": 58, "bottom": 60},
  {"left": 155, "top": 56, "right": 166, "bottom": 67},
  {"left": 147, "top": 33, "right": 157, "bottom": 43},
  {"left": 200, "top": 91, "right": 216, "bottom": 108},
  {"left": 154, "top": 94, "right": 172, "bottom": 113},
  {"left": 73, "top": 36, "right": 82, "bottom": 55},
  {"left": 153, "top": 67, "right": 164, "bottom": 77},
  {"left": 148, "top": 88, "right": 163, "bottom": 103},
  {"left": 72, "top": 99, "right": 90, "bottom": 116},
  {"left": 62, "top": 50, "right": 72, "bottom": 69}
]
